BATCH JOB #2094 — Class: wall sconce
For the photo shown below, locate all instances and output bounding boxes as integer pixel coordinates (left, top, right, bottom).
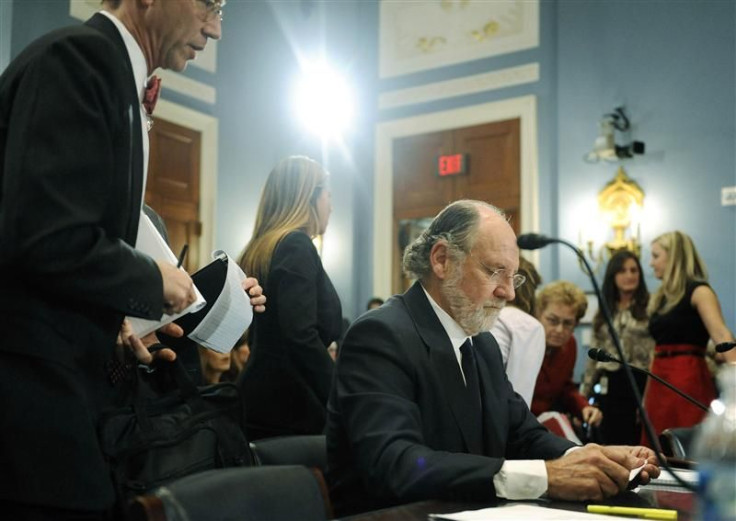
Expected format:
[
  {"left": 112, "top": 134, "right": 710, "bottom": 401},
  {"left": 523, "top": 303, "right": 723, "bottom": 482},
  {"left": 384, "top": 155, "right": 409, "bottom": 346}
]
[{"left": 579, "top": 166, "right": 645, "bottom": 272}]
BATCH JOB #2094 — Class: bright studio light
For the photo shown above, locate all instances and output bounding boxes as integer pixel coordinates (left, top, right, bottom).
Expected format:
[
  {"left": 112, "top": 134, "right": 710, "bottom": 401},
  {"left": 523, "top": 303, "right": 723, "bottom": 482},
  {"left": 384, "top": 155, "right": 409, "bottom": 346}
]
[{"left": 294, "top": 63, "right": 353, "bottom": 139}]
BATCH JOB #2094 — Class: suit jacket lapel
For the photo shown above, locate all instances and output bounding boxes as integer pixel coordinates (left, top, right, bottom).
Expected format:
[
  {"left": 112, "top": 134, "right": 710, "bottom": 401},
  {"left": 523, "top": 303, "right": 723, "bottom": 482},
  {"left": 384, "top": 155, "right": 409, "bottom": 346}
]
[
  {"left": 85, "top": 13, "right": 144, "bottom": 245},
  {"left": 402, "top": 282, "right": 484, "bottom": 454}
]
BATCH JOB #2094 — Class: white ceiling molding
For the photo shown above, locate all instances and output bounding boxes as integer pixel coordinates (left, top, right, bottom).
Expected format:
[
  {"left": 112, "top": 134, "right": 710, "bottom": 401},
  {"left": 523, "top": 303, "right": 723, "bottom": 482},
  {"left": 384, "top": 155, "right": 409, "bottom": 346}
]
[
  {"left": 380, "top": 0, "right": 539, "bottom": 78},
  {"left": 379, "top": 62, "right": 539, "bottom": 111},
  {"left": 372, "top": 95, "right": 539, "bottom": 298}
]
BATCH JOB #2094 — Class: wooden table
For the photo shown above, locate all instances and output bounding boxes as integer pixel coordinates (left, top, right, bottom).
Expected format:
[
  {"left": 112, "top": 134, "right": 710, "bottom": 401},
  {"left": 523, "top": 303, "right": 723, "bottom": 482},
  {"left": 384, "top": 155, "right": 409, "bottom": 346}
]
[{"left": 340, "top": 487, "right": 696, "bottom": 521}]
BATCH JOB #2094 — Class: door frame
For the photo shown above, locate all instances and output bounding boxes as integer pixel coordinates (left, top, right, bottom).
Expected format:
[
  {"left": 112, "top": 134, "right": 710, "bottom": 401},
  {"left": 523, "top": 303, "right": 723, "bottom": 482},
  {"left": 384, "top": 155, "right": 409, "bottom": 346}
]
[
  {"left": 155, "top": 99, "right": 218, "bottom": 268},
  {"left": 372, "top": 94, "right": 539, "bottom": 298}
]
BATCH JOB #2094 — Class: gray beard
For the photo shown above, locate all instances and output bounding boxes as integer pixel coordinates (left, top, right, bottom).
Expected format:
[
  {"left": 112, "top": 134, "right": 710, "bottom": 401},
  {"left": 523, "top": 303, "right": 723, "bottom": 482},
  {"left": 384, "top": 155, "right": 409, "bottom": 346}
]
[{"left": 440, "top": 264, "right": 504, "bottom": 336}]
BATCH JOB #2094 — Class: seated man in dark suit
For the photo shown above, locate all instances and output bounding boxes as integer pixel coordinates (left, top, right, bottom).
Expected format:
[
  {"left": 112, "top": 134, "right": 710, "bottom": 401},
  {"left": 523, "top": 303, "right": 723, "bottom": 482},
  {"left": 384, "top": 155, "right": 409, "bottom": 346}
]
[{"left": 326, "top": 200, "right": 659, "bottom": 516}]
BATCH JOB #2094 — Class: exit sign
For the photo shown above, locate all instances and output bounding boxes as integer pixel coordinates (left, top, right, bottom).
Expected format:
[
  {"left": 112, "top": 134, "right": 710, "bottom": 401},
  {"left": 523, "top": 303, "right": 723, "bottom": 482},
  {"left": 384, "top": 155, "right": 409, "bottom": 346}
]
[{"left": 437, "top": 153, "right": 468, "bottom": 177}]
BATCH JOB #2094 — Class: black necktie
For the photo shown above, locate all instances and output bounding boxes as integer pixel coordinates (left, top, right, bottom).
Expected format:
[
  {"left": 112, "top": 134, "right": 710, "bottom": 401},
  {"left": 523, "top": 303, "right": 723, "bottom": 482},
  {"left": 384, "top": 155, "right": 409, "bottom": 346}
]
[
  {"left": 459, "top": 339, "right": 483, "bottom": 454},
  {"left": 460, "top": 339, "right": 482, "bottom": 416}
]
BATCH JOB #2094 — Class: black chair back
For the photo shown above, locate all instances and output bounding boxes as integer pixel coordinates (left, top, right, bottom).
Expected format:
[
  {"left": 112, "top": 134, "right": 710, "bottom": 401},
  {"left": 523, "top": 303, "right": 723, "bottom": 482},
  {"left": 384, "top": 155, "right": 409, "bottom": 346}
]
[
  {"left": 127, "top": 465, "right": 331, "bottom": 521},
  {"left": 659, "top": 426, "right": 697, "bottom": 459},
  {"left": 249, "top": 434, "right": 327, "bottom": 472}
]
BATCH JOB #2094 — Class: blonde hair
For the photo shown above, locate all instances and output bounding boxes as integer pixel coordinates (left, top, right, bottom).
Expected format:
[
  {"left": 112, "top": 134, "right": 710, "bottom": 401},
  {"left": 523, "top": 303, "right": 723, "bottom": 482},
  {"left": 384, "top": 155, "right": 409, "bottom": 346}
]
[
  {"left": 647, "top": 230, "right": 708, "bottom": 315},
  {"left": 239, "top": 156, "right": 327, "bottom": 282},
  {"left": 536, "top": 280, "right": 588, "bottom": 322}
]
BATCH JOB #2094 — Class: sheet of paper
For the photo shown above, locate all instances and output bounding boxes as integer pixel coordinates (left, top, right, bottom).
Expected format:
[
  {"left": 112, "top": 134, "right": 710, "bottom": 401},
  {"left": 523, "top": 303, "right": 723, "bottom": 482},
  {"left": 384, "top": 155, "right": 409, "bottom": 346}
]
[
  {"left": 647, "top": 467, "right": 698, "bottom": 487},
  {"left": 126, "top": 212, "right": 206, "bottom": 337},
  {"left": 188, "top": 251, "right": 253, "bottom": 353},
  {"left": 430, "top": 503, "right": 634, "bottom": 520},
  {"left": 629, "top": 462, "right": 646, "bottom": 482}
]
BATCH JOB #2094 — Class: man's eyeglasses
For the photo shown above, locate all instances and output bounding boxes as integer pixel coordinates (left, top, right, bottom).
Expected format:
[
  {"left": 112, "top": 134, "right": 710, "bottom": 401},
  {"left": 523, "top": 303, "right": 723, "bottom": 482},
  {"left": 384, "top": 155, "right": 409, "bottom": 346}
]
[
  {"left": 472, "top": 254, "right": 526, "bottom": 289},
  {"left": 488, "top": 268, "right": 526, "bottom": 289},
  {"left": 197, "top": 0, "right": 225, "bottom": 22},
  {"left": 542, "top": 315, "right": 577, "bottom": 330}
]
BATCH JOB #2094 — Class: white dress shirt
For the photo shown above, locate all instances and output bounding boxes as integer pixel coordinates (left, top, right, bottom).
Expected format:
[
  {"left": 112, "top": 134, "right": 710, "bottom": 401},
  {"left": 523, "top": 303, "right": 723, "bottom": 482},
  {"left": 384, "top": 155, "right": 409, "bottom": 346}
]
[
  {"left": 99, "top": 10, "right": 150, "bottom": 205},
  {"left": 490, "top": 306, "right": 546, "bottom": 408},
  {"left": 421, "top": 286, "right": 549, "bottom": 500}
]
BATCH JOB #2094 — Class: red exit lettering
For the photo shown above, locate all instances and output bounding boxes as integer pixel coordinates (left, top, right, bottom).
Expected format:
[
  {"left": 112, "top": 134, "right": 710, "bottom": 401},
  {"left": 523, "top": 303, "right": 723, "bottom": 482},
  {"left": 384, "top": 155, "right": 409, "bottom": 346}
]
[{"left": 438, "top": 154, "right": 465, "bottom": 176}]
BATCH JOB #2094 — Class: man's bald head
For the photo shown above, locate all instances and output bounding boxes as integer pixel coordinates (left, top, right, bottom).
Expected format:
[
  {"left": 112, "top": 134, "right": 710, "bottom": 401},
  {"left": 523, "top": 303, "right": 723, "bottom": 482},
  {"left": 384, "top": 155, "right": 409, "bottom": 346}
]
[{"left": 402, "top": 200, "right": 505, "bottom": 283}]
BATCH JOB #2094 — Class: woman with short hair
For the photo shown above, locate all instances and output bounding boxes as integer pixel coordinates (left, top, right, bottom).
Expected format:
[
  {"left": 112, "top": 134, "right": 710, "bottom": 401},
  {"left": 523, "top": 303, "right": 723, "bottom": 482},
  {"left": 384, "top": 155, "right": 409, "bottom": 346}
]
[{"left": 532, "top": 281, "right": 602, "bottom": 442}]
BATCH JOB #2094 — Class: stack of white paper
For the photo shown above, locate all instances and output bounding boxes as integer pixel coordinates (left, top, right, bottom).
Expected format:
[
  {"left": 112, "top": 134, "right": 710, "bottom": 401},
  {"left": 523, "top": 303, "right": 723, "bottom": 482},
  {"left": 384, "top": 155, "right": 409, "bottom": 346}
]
[
  {"left": 188, "top": 250, "right": 253, "bottom": 353},
  {"left": 126, "top": 212, "right": 206, "bottom": 338}
]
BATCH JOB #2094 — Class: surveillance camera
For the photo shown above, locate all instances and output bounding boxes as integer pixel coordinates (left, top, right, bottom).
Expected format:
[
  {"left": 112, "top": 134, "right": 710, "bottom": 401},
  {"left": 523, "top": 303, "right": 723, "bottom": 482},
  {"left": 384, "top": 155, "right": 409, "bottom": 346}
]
[{"left": 615, "top": 141, "right": 646, "bottom": 159}]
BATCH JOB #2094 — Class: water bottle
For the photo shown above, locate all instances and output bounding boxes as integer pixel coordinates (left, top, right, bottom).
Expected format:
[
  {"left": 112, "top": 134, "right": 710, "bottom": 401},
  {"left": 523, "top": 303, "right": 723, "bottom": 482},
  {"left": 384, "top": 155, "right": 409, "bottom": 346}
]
[{"left": 692, "top": 363, "right": 736, "bottom": 521}]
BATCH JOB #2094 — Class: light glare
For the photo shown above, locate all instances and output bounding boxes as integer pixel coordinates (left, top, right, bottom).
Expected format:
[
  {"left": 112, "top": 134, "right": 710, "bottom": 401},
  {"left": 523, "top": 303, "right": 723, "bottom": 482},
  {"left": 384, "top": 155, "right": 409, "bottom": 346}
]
[{"left": 294, "top": 63, "right": 353, "bottom": 139}]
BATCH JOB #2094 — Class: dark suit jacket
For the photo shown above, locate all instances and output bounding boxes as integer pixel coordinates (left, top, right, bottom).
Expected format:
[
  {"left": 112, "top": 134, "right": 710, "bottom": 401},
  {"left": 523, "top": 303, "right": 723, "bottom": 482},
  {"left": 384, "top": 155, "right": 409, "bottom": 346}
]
[
  {"left": 239, "top": 231, "right": 341, "bottom": 440},
  {"left": 326, "top": 282, "right": 575, "bottom": 516},
  {"left": 0, "top": 14, "right": 163, "bottom": 510}
]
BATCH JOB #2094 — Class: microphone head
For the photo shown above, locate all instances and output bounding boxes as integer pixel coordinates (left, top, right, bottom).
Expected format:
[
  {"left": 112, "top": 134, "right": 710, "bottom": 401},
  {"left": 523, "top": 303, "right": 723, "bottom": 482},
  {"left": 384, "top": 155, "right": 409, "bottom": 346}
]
[
  {"left": 517, "top": 233, "right": 553, "bottom": 250},
  {"left": 588, "top": 348, "right": 603, "bottom": 361},
  {"left": 588, "top": 348, "right": 617, "bottom": 363},
  {"left": 716, "top": 342, "right": 736, "bottom": 353}
]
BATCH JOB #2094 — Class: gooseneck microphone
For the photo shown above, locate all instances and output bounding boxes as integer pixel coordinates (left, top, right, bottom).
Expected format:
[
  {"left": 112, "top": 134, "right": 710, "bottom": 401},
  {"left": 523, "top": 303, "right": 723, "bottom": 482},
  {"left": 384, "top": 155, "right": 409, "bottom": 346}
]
[
  {"left": 715, "top": 342, "right": 736, "bottom": 353},
  {"left": 516, "top": 233, "right": 557, "bottom": 250},
  {"left": 519, "top": 233, "right": 698, "bottom": 491},
  {"left": 587, "top": 348, "right": 708, "bottom": 412}
]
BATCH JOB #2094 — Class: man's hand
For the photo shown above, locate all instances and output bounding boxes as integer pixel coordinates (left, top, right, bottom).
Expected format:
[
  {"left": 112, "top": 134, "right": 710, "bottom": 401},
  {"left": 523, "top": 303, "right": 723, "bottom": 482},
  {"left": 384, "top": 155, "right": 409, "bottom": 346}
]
[
  {"left": 156, "top": 260, "right": 196, "bottom": 314},
  {"left": 243, "top": 277, "right": 266, "bottom": 313},
  {"left": 605, "top": 445, "right": 661, "bottom": 487},
  {"left": 546, "top": 443, "right": 645, "bottom": 501},
  {"left": 582, "top": 405, "right": 603, "bottom": 427},
  {"left": 117, "top": 320, "right": 183, "bottom": 365}
]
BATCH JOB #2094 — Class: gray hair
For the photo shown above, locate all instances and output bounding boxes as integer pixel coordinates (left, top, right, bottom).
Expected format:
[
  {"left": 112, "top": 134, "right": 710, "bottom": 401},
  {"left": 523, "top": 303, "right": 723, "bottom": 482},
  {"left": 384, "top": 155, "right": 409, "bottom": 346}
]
[{"left": 402, "top": 200, "right": 504, "bottom": 281}]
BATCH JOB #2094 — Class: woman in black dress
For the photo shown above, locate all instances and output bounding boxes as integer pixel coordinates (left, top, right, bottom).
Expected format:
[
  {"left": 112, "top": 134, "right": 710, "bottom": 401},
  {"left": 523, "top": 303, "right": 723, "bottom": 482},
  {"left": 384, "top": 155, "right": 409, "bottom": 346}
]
[
  {"left": 643, "top": 231, "right": 735, "bottom": 443},
  {"left": 238, "top": 156, "right": 342, "bottom": 440}
]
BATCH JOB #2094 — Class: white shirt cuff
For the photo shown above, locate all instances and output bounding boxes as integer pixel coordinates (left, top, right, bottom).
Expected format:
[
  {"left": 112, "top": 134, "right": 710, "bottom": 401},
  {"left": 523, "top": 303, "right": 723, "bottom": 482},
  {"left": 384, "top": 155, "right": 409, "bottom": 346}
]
[{"left": 492, "top": 460, "right": 548, "bottom": 500}]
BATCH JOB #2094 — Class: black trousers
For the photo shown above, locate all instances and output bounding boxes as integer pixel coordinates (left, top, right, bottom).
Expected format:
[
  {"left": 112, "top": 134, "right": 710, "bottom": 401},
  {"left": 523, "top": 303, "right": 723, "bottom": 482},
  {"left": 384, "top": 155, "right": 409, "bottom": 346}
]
[{"left": 597, "top": 369, "right": 648, "bottom": 445}]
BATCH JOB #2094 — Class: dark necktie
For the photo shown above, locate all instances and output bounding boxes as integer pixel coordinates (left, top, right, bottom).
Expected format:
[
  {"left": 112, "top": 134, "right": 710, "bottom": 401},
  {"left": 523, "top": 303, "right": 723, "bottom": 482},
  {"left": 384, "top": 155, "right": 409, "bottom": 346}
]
[{"left": 460, "top": 339, "right": 483, "bottom": 434}]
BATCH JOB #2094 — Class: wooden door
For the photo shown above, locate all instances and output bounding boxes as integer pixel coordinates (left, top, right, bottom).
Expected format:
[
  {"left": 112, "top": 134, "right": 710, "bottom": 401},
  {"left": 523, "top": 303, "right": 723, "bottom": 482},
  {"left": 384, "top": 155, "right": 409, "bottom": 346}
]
[
  {"left": 145, "top": 119, "right": 202, "bottom": 273},
  {"left": 392, "top": 118, "right": 521, "bottom": 293}
]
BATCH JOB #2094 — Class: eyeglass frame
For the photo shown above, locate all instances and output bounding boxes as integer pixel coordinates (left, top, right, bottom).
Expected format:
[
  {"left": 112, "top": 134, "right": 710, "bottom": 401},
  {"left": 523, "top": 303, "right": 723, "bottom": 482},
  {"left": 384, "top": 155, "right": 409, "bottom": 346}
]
[
  {"left": 540, "top": 314, "right": 577, "bottom": 331},
  {"left": 196, "top": 0, "right": 226, "bottom": 22},
  {"left": 470, "top": 253, "right": 526, "bottom": 289}
]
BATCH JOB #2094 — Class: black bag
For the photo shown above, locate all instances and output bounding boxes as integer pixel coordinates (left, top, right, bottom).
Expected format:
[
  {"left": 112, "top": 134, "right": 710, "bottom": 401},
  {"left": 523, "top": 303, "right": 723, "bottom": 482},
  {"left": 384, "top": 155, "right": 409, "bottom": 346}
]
[{"left": 98, "top": 356, "right": 253, "bottom": 502}]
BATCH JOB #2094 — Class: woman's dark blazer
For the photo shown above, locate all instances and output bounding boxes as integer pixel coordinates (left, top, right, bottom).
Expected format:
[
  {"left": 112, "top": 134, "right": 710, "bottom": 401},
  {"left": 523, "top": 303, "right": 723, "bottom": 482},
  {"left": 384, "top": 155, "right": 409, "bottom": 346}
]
[{"left": 239, "top": 231, "right": 342, "bottom": 439}]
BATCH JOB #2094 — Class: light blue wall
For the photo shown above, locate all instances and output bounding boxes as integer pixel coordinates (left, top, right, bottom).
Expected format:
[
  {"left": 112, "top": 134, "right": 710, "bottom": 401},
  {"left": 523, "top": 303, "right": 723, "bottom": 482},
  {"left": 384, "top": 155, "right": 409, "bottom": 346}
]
[
  {"left": 213, "top": 0, "right": 378, "bottom": 320},
  {"left": 556, "top": 0, "right": 736, "bottom": 334},
  {"left": 5, "top": 0, "right": 735, "bottom": 330}
]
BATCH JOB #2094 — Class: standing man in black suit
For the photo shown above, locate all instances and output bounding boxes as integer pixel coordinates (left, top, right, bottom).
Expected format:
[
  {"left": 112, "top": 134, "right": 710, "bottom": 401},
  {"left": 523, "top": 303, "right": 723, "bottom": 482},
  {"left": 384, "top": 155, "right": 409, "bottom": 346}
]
[
  {"left": 327, "top": 200, "right": 660, "bottom": 516},
  {"left": 0, "top": 1, "right": 224, "bottom": 519}
]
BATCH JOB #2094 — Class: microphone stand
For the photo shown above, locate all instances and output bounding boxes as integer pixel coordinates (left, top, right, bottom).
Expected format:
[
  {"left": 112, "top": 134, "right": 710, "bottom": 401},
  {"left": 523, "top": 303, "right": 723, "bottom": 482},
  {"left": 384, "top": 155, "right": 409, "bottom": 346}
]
[
  {"left": 547, "top": 237, "right": 698, "bottom": 492},
  {"left": 590, "top": 350, "right": 708, "bottom": 412}
]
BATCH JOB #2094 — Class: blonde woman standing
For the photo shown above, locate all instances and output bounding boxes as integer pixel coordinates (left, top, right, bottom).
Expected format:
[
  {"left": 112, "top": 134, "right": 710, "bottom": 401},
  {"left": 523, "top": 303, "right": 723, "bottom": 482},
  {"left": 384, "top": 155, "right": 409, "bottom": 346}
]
[
  {"left": 643, "top": 231, "right": 735, "bottom": 442},
  {"left": 238, "top": 156, "right": 342, "bottom": 440}
]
